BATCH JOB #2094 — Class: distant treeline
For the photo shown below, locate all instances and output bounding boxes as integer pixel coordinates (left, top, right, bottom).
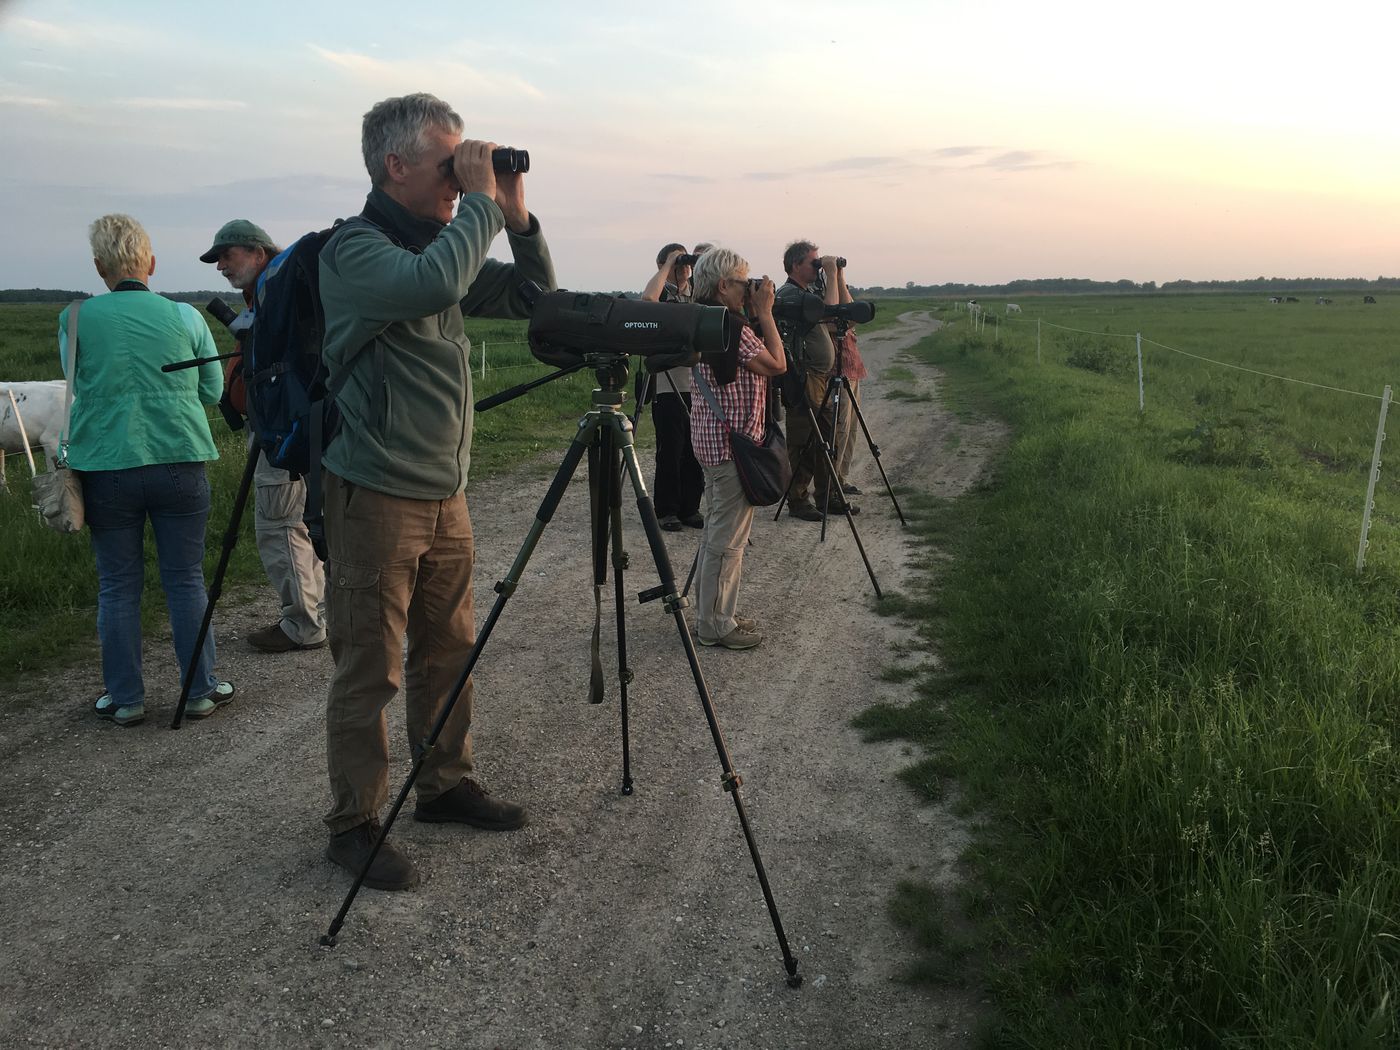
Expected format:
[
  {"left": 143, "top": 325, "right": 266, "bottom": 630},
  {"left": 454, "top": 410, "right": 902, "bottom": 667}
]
[
  {"left": 0, "top": 288, "right": 237, "bottom": 305},
  {"left": 856, "top": 276, "right": 1400, "bottom": 297},
  {"left": 8, "top": 276, "right": 1400, "bottom": 306}
]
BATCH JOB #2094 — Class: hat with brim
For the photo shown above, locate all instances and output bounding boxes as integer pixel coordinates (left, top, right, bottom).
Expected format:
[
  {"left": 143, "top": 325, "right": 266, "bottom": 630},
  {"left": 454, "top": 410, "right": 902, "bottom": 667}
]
[{"left": 200, "top": 219, "right": 276, "bottom": 263}]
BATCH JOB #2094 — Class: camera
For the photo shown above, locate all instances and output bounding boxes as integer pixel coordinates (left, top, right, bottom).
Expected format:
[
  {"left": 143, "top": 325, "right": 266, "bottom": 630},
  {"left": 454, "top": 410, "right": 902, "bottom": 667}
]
[{"left": 443, "top": 146, "right": 531, "bottom": 183}]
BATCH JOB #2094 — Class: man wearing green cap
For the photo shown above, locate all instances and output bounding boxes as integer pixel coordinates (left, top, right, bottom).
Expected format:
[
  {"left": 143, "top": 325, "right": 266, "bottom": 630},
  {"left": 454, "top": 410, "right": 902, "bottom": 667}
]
[{"left": 201, "top": 219, "right": 328, "bottom": 655}]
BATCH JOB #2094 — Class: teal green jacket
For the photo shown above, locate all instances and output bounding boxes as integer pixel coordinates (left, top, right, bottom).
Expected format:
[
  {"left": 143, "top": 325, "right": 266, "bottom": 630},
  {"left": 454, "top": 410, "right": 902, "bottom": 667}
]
[
  {"left": 318, "top": 190, "right": 556, "bottom": 500},
  {"left": 57, "top": 284, "right": 223, "bottom": 471}
]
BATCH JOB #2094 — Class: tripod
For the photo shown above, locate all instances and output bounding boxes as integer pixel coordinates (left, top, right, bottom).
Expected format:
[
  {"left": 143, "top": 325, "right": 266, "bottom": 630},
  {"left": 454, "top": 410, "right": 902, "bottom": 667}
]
[
  {"left": 321, "top": 354, "right": 803, "bottom": 988},
  {"left": 776, "top": 320, "right": 906, "bottom": 533}
]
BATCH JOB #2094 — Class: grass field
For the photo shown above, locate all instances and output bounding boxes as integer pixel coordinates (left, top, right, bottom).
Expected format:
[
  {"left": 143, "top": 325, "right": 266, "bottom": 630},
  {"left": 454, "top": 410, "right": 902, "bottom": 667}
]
[
  {"left": 0, "top": 301, "right": 621, "bottom": 684},
  {"left": 861, "top": 293, "right": 1400, "bottom": 1046}
]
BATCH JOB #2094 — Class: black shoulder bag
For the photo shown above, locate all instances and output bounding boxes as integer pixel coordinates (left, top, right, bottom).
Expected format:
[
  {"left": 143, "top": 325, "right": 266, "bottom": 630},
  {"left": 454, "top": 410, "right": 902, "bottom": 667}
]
[{"left": 691, "top": 368, "right": 791, "bottom": 507}]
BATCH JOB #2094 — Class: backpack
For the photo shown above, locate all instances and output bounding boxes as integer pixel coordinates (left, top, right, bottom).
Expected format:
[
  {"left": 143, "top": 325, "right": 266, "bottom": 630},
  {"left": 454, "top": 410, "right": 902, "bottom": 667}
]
[{"left": 244, "top": 217, "right": 374, "bottom": 559}]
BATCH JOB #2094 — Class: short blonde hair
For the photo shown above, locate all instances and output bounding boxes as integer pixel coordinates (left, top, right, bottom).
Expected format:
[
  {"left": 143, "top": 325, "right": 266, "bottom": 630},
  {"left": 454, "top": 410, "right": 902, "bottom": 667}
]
[
  {"left": 692, "top": 247, "right": 748, "bottom": 302},
  {"left": 89, "top": 214, "right": 153, "bottom": 276}
]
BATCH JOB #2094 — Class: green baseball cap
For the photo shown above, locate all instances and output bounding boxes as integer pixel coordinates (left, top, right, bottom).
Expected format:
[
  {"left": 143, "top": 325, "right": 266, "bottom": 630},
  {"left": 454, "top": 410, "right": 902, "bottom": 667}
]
[{"left": 199, "top": 219, "right": 277, "bottom": 263}]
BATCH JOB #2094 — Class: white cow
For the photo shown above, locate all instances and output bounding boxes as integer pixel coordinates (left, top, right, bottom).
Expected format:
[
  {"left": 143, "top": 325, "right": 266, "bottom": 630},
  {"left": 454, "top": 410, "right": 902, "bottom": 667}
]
[
  {"left": 1, "top": 380, "right": 67, "bottom": 489},
  {"left": 1006, "top": 303, "right": 1022, "bottom": 314}
]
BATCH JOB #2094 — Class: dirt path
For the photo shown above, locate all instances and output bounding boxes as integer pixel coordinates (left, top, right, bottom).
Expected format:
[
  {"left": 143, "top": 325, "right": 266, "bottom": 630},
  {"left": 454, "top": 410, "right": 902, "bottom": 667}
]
[{"left": 0, "top": 311, "right": 1006, "bottom": 1050}]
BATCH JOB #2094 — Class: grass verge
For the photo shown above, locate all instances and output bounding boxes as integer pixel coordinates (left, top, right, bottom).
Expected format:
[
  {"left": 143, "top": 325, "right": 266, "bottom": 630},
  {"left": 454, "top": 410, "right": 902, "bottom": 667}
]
[{"left": 864, "top": 320, "right": 1399, "bottom": 1047}]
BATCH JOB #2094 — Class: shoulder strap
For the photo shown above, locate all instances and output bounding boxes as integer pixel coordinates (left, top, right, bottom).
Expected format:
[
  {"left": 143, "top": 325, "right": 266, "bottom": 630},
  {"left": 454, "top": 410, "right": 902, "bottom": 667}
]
[
  {"left": 690, "top": 367, "right": 731, "bottom": 432},
  {"left": 59, "top": 300, "right": 83, "bottom": 464}
]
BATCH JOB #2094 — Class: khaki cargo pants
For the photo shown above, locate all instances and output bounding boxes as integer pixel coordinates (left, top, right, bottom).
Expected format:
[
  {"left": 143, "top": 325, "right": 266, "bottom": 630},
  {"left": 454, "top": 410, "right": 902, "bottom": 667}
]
[{"left": 322, "top": 472, "right": 476, "bottom": 834}]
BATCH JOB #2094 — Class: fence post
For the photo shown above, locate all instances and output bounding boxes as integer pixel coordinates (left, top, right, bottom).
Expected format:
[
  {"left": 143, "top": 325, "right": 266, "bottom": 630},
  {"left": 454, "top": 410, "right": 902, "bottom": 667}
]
[
  {"left": 1036, "top": 318, "right": 1041, "bottom": 364},
  {"left": 994, "top": 316, "right": 999, "bottom": 344},
  {"left": 1135, "top": 332, "right": 1145, "bottom": 413},
  {"left": 480, "top": 340, "right": 487, "bottom": 378},
  {"left": 1356, "top": 384, "right": 1392, "bottom": 573}
]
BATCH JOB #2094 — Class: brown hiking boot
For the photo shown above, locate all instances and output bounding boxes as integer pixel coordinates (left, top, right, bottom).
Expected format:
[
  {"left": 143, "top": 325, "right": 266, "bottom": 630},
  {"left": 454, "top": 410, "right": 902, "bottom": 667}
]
[
  {"left": 414, "top": 778, "right": 529, "bottom": 831},
  {"left": 247, "top": 622, "right": 326, "bottom": 653},
  {"left": 326, "top": 821, "right": 420, "bottom": 891},
  {"left": 788, "top": 500, "right": 823, "bottom": 522}
]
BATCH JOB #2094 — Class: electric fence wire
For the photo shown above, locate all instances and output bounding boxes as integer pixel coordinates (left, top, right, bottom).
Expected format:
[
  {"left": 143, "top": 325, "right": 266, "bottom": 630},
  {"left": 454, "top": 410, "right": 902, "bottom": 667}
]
[{"left": 1012, "top": 317, "right": 1384, "bottom": 401}]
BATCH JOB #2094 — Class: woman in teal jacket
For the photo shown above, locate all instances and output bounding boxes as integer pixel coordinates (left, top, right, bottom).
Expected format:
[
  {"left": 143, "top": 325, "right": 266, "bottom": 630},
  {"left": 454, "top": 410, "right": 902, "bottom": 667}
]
[{"left": 59, "top": 214, "right": 235, "bottom": 727}]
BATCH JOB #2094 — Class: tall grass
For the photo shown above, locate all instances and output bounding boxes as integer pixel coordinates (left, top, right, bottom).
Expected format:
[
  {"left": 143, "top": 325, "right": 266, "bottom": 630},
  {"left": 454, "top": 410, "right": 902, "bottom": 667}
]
[
  {"left": 0, "top": 303, "right": 625, "bottom": 684},
  {"left": 862, "top": 296, "right": 1400, "bottom": 1047}
]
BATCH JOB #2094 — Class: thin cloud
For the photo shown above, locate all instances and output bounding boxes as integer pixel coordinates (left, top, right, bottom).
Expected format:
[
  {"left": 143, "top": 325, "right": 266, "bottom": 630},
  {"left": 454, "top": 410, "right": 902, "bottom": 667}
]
[
  {"left": 20, "top": 60, "right": 71, "bottom": 73},
  {"left": 0, "top": 94, "right": 59, "bottom": 107},
  {"left": 978, "top": 149, "right": 1075, "bottom": 172},
  {"left": 6, "top": 16, "right": 66, "bottom": 45},
  {"left": 308, "top": 45, "right": 545, "bottom": 101},
  {"left": 742, "top": 172, "right": 787, "bottom": 182},
  {"left": 652, "top": 173, "right": 714, "bottom": 184},
  {"left": 120, "top": 98, "right": 249, "bottom": 112},
  {"left": 817, "top": 155, "right": 898, "bottom": 172}
]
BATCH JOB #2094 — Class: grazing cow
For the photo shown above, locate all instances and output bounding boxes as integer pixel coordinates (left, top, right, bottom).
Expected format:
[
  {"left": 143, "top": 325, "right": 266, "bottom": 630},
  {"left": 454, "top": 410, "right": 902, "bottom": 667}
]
[
  {"left": 1006, "top": 303, "right": 1022, "bottom": 314},
  {"left": 1268, "top": 296, "right": 1282, "bottom": 304},
  {"left": 1, "top": 381, "right": 67, "bottom": 487},
  {"left": 1364, "top": 295, "right": 1377, "bottom": 304},
  {"left": 1315, "top": 297, "right": 1333, "bottom": 305}
]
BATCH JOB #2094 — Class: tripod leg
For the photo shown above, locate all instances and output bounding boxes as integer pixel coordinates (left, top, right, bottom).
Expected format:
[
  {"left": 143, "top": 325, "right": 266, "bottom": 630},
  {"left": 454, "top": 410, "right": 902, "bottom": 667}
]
[
  {"left": 848, "top": 387, "right": 907, "bottom": 526},
  {"left": 681, "top": 543, "right": 699, "bottom": 599},
  {"left": 322, "top": 428, "right": 593, "bottom": 947},
  {"left": 808, "top": 397, "right": 883, "bottom": 598},
  {"left": 171, "top": 444, "right": 258, "bottom": 729},
  {"left": 606, "top": 428, "right": 635, "bottom": 795},
  {"left": 616, "top": 425, "right": 802, "bottom": 987}
]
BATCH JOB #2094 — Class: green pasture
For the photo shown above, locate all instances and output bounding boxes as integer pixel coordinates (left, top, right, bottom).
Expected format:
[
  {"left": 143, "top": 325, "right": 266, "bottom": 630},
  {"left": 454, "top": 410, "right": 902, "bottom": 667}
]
[
  {"left": 0, "top": 302, "right": 616, "bottom": 685},
  {"left": 864, "top": 293, "right": 1399, "bottom": 1046}
]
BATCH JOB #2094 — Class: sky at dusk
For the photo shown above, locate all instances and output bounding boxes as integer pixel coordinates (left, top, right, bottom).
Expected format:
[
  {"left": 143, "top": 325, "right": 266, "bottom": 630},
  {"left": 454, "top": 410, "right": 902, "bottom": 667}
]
[{"left": 1, "top": 0, "right": 1397, "bottom": 295}]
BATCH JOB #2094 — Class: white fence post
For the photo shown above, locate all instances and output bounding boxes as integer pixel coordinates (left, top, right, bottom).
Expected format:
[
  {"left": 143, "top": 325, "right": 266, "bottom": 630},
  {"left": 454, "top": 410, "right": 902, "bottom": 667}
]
[
  {"left": 1036, "top": 318, "right": 1042, "bottom": 364},
  {"left": 480, "top": 340, "right": 487, "bottom": 378},
  {"left": 1356, "top": 384, "right": 1392, "bottom": 572},
  {"left": 1136, "top": 332, "right": 1145, "bottom": 413}
]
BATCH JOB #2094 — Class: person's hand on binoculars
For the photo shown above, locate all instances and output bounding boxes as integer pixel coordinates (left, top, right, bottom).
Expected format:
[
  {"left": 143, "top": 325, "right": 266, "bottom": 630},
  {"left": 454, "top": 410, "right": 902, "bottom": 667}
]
[
  {"left": 662, "top": 248, "right": 691, "bottom": 286},
  {"left": 450, "top": 139, "right": 496, "bottom": 199},
  {"left": 749, "top": 276, "right": 776, "bottom": 317},
  {"left": 819, "top": 254, "right": 841, "bottom": 274}
]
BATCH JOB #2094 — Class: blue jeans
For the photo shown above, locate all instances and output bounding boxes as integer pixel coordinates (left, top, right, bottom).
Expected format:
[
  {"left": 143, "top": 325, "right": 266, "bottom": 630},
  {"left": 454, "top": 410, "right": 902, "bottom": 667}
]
[{"left": 83, "top": 462, "right": 218, "bottom": 706}]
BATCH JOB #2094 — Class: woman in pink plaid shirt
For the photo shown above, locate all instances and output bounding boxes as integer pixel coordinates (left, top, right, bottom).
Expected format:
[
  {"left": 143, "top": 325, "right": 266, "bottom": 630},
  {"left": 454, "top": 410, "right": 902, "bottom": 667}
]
[{"left": 688, "top": 248, "right": 787, "bottom": 650}]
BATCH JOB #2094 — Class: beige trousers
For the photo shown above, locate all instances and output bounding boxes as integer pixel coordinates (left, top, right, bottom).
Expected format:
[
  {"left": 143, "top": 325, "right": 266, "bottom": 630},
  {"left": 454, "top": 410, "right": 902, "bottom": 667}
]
[
  {"left": 322, "top": 472, "right": 476, "bottom": 833},
  {"left": 253, "top": 448, "right": 326, "bottom": 645},
  {"left": 696, "top": 461, "right": 753, "bottom": 641}
]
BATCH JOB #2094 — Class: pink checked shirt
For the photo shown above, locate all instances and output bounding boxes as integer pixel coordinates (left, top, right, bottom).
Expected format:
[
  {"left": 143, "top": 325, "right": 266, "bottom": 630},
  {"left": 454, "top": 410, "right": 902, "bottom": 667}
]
[{"left": 690, "top": 325, "right": 767, "bottom": 467}]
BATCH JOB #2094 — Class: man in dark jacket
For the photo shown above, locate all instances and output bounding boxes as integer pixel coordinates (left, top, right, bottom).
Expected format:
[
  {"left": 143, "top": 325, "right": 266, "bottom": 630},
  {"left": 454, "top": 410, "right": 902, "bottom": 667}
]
[
  {"left": 201, "top": 220, "right": 328, "bottom": 654},
  {"left": 318, "top": 93, "right": 556, "bottom": 891}
]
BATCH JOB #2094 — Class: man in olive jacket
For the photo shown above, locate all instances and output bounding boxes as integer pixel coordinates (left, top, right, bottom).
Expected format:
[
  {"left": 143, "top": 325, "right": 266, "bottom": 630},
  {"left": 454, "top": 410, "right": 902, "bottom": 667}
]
[{"left": 318, "top": 93, "right": 556, "bottom": 891}]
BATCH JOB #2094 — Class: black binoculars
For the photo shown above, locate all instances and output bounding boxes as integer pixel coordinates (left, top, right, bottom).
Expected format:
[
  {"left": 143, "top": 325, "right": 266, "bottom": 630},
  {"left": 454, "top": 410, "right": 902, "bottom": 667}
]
[
  {"left": 675, "top": 253, "right": 700, "bottom": 268},
  {"left": 443, "top": 146, "right": 531, "bottom": 183}
]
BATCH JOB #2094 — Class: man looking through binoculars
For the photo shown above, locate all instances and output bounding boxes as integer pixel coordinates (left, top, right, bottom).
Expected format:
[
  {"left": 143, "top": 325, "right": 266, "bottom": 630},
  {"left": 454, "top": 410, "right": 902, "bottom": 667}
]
[
  {"left": 317, "top": 93, "right": 556, "bottom": 891},
  {"left": 776, "top": 242, "right": 857, "bottom": 520}
]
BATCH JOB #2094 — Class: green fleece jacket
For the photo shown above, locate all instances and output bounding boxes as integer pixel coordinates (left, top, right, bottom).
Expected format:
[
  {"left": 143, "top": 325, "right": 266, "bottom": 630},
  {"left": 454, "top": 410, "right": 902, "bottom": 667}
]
[{"left": 318, "top": 190, "right": 556, "bottom": 499}]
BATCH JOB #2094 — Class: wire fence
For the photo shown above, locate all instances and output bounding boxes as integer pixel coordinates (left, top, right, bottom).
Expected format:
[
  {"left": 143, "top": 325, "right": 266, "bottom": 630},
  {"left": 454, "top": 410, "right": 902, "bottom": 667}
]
[{"left": 947, "top": 306, "right": 1393, "bottom": 571}]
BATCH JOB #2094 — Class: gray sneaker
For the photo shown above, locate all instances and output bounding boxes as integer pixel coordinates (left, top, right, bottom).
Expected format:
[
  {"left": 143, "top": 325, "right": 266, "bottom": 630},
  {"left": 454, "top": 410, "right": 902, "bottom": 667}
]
[{"left": 699, "top": 626, "right": 763, "bottom": 650}]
